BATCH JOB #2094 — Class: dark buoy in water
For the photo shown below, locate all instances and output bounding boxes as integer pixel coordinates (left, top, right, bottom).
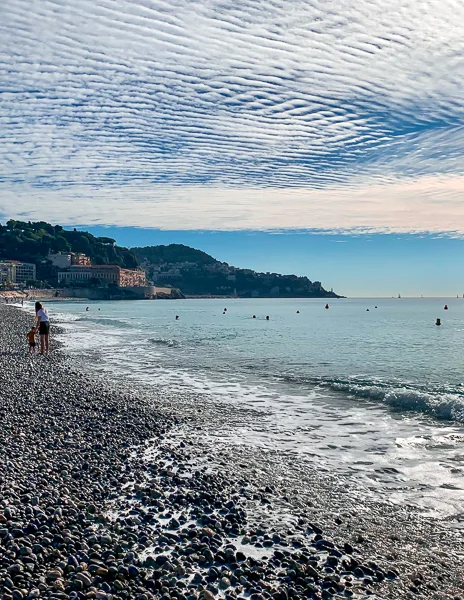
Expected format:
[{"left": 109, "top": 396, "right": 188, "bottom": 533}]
[
  {"left": 296, "top": 310, "right": 300, "bottom": 314},
  {"left": 444, "top": 305, "right": 448, "bottom": 310},
  {"left": 374, "top": 306, "right": 378, "bottom": 309},
  {"left": 86, "top": 307, "right": 89, "bottom": 311},
  {"left": 266, "top": 315, "right": 270, "bottom": 320},
  {"left": 224, "top": 308, "right": 227, "bottom": 312},
  {"left": 252, "top": 315, "right": 256, "bottom": 319},
  {"left": 325, "top": 304, "right": 329, "bottom": 309},
  {"left": 366, "top": 308, "right": 370, "bottom": 311},
  {"left": 175, "top": 315, "right": 179, "bottom": 320},
  {"left": 436, "top": 318, "right": 441, "bottom": 326}
]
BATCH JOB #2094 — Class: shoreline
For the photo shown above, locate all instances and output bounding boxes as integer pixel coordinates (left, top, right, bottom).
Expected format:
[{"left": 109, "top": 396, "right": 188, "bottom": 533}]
[{"left": 1, "top": 305, "right": 463, "bottom": 600}]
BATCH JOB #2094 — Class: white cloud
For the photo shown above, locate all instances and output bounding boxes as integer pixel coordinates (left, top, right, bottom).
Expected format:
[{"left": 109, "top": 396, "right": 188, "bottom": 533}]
[
  {"left": 0, "top": 0, "right": 463, "bottom": 231},
  {"left": 1, "top": 173, "right": 463, "bottom": 234}
]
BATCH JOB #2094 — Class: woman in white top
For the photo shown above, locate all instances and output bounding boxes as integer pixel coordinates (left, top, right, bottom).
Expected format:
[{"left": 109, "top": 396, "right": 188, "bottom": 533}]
[{"left": 35, "top": 302, "right": 50, "bottom": 355}]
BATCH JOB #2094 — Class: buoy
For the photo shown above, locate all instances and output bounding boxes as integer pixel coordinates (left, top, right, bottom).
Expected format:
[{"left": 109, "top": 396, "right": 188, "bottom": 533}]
[
  {"left": 436, "top": 318, "right": 441, "bottom": 326},
  {"left": 366, "top": 309, "right": 370, "bottom": 311},
  {"left": 325, "top": 304, "right": 329, "bottom": 309},
  {"left": 86, "top": 307, "right": 89, "bottom": 311},
  {"left": 266, "top": 315, "right": 270, "bottom": 320},
  {"left": 252, "top": 315, "right": 256, "bottom": 319},
  {"left": 296, "top": 310, "right": 300, "bottom": 314},
  {"left": 444, "top": 305, "right": 448, "bottom": 310},
  {"left": 374, "top": 306, "right": 378, "bottom": 309},
  {"left": 175, "top": 315, "right": 179, "bottom": 320},
  {"left": 224, "top": 308, "right": 227, "bottom": 312}
]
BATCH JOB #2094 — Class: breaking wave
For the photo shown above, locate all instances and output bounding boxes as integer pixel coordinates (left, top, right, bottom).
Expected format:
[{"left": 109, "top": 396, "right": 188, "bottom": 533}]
[
  {"left": 148, "top": 337, "right": 180, "bottom": 348},
  {"left": 276, "top": 373, "right": 464, "bottom": 423},
  {"left": 326, "top": 379, "right": 464, "bottom": 423}
]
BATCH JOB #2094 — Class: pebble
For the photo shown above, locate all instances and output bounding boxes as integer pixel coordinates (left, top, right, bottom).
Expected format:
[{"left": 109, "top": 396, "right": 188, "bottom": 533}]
[{"left": 0, "top": 305, "right": 439, "bottom": 600}]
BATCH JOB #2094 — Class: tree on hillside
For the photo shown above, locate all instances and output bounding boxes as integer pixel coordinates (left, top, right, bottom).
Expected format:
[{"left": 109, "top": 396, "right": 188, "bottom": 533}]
[
  {"left": 132, "top": 244, "right": 217, "bottom": 266},
  {"left": 0, "top": 220, "right": 140, "bottom": 284}
]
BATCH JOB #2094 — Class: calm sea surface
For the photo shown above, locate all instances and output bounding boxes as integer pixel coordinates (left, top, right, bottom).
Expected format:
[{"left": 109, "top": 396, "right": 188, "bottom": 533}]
[{"left": 36, "top": 298, "right": 464, "bottom": 520}]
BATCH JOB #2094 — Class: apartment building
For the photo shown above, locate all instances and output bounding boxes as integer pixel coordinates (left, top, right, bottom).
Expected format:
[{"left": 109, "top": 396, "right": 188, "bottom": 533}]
[
  {"left": 58, "top": 265, "right": 120, "bottom": 285},
  {"left": 59, "top": 265, "right": 147, "bottom": 287},
  {"left": 0, "top": 261, "right": 36, "bottom": 284}
]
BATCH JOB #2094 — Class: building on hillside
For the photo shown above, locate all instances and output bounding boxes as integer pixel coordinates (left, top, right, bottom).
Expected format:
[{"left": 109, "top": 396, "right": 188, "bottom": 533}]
[
  {"left": 119, "top": 268, "right": 147, "bottom": 287},
  {"left": 48, "top": 252, "right": 72, "bottom": 269},
  {"left": 156, "top": 268, "right": 181, "bottom": 280},
  {"left": 0, "top": 261, "right": 36, "bottom": 284},
  {"left": 48, "top": 251, "right": 90, "bottom": 268},
  {"left": 71, "top": 253, "right": 91, "bottom": 266},
  {"left": 58, "top": 265, "right": 147, "bottom": 287}
]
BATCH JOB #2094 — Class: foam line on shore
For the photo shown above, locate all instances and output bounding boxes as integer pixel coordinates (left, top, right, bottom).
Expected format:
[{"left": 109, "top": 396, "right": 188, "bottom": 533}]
[{"left": 0, "top": 305, "right": 463, "bottom": 600}]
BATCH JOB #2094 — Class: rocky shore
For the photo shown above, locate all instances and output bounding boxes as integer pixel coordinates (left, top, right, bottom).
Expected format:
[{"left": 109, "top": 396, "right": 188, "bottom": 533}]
[{"left": 0, "top": 305, "right": 462, "bottom": 600}]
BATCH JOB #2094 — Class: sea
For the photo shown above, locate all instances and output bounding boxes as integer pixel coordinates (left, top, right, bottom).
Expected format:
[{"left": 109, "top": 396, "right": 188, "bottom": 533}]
[{"left": 27, "top": 297, "right": 464, "bottom": 522}]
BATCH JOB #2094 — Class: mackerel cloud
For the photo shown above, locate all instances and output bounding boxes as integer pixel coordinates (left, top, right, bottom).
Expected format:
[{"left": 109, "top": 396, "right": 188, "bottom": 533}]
[{"left": 0, "top": 0, "right": 463, "bottom": 232}]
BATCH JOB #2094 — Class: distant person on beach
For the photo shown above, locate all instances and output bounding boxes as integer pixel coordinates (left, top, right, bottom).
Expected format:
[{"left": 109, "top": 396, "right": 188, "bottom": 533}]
[
  {"left": 26, "top": 326, "right": 37, "bottom": 355},
  {"left": 35, "top": 302, "right": 50, "bottom": 355}
]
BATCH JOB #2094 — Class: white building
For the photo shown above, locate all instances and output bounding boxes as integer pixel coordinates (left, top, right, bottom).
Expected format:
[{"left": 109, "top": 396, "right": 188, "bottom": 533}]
[
  {"left": 0, "top": 263, "right": 14, "bottom": 284},
  {"left": 48, "top": 251, "right": 72, "bottom": 269},
  {"left": 15, "top": 262, "right": 36, "bottom": 283},
  {"left": 0, "top": 261, "right": 36, "bottom": 284}
]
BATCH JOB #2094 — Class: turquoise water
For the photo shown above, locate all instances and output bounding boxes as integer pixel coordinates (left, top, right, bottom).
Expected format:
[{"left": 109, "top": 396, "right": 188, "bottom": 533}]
[{"left": 36, "top": 298, "right": 464, "bottom": 518}]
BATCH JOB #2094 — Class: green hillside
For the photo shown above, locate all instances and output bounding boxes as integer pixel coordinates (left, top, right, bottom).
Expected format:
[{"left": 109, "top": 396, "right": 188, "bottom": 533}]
[
  {"left": 132, "top": 243, "right": 340, "bottom": 298},
  {"left": 132, "top": 244, "right": 217, "bottom": 267},
  {"left": 0, "top": 221, "right": 341, "bottom": 297},
  {"left": 0, "top": 220, "right": 137, "bottom": 283}
]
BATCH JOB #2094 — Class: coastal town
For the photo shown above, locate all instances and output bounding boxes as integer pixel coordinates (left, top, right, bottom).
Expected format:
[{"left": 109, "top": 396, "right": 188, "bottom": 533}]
[
  {"left": 0, "top": 253, "right": 147, "bottom": 289},
  {"left": 0, "top": 221, "right": 339, "bottom": 299}
]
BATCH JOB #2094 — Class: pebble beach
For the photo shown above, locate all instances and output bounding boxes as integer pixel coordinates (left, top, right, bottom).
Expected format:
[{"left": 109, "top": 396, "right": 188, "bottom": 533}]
[{"left": 0, "top": 304, "right": 463, "bottom": 600}]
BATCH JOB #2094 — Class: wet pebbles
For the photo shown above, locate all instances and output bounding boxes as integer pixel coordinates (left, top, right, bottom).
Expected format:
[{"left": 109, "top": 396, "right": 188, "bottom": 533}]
[{"left": 0, "top": 305, "right": 462, "bottom": 600}]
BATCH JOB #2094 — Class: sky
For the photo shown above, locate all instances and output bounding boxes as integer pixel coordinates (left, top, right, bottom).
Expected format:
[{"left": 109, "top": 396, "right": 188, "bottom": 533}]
[{"left": 0, "top": 0, "right": 463, "bottom": 295}]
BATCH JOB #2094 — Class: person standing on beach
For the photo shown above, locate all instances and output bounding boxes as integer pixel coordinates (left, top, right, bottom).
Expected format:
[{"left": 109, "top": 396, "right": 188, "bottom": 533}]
[
  {"left": 26, "top": 326, "right": 37, "bottom": 355},
  {"left": 35, "top": 302, "right": 50, "bottom": 355}
]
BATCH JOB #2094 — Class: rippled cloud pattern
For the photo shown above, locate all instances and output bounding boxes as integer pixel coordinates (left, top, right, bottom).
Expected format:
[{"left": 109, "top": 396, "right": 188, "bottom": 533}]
[{"left": 0, "top": 0, "right": 463, "bottom": 231}]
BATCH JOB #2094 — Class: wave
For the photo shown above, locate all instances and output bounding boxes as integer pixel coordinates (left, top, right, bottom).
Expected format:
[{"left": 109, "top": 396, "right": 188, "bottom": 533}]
[
  {"left": 276, "top": 373, "right": 464, "bottom": 423},
  {"left": 148, "top": 337, "right": 180, "bottom": 348},
  {"left": 74, "top": 317, "right": 133, "bottom": 328},
  {"left": 323, "top": 380, "right": 464, "bottom": 423},
  {"left": 329, "top": 380, "right": 464, "bottom": 423}
]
